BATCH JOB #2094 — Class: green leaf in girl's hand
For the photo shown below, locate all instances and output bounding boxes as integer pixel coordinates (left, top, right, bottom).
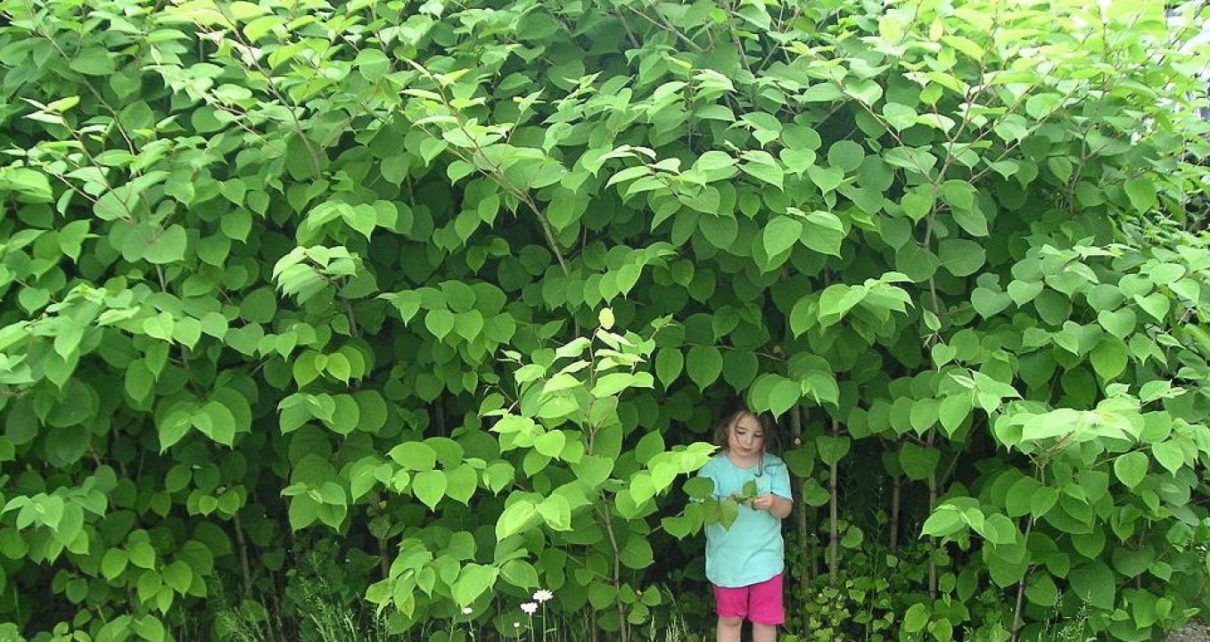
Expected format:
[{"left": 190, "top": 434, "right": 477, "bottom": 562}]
[{"left": 740, "top": 480, "right": 759, "bottom": 502}]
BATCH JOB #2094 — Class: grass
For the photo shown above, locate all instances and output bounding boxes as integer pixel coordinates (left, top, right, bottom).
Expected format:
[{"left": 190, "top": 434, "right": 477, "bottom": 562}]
[
  {"left": 1033, "top": 604, "right": 1093, "bottom": 642},
  {"left": 211, "top": 596, "right": 1100, "bottom": 642},
  {"left": 211, "top": 579, "right": 708, "bottom": 642},
  {"left": 206, "top": 562, "right": 1097, "bottom": 642}
]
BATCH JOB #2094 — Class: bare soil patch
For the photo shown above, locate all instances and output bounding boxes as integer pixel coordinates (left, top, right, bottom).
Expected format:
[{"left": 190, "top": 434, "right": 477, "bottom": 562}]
[{"left": 1168, "top": 622, "right": 1210, "bottom": 642}]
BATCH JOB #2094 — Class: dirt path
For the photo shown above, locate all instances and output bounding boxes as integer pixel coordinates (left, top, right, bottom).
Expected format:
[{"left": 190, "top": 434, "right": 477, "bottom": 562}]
[{"left": 1168, "top": 622, "right": 1209, "bottom": 642}]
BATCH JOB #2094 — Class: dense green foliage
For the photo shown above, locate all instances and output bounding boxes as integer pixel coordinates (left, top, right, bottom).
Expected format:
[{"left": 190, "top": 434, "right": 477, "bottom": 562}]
[{"left": 0, "top": 0, "right": 1209, "bottom": 640}]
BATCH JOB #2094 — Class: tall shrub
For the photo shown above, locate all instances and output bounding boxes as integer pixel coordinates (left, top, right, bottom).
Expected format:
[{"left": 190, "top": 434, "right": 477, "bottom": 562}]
[{"left": 0, "top": 0, "right": 1208, "bottom": 640}]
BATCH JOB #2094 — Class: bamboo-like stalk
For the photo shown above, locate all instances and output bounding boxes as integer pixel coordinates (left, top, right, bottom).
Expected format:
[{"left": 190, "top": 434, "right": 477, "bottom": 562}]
[
  {"left": 267, "top": 568, "right": 284, "bottom": 642},
  {"left": 374, "top": 493, "right": 390, "bottom": 580},
  {"left": 597, "top": 506, "right": 628, "bottom": 642},
  {"left": 1010, "top": 518, "right": 1036, "bottom": 642},
  {"left": 434, "top": 396, "right": 446, "bottom": 437},
  {"left": 806, "top": 517, "right": 816, "bottom": 584},
  {"left": 233, "top": 511, "right": 255, "bottom": 599},
  {"left": 828, "top": 417, "right": 840, "bottom": 586},
  {"left": 791, "top": 405, "right": 809, "bottom": 593},
  {"left": 890, "top": 476, "right": 901, "bottom": 555},
  {"left": 927, "top": 432, "right": 938, "bottom": 598}
]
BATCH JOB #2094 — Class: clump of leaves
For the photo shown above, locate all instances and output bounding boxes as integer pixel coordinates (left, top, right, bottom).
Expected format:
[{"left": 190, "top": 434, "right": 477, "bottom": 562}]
[{"left": 0, "top": 0, "right": 1207, "bottom": 641}]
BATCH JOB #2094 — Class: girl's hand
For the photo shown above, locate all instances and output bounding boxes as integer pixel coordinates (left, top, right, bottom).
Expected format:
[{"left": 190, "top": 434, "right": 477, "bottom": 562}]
[{"left": 751, "top": 493, "right": 775, "bottom": 511}]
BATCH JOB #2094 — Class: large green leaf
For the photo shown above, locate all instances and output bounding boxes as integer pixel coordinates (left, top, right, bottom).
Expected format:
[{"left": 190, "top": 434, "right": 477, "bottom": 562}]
[
  {"left": 763, "top": 216, "right": 802, "bottom": 257},
  {"left": 1069, "top": 562, "right": 1116, "bottom": 610},
  {"left": 452, "top": 564, "right": 499, "bottom": 607},
  {"left": 1113, "top": 452, "right": 1148, "bottom": 489},
  {"left": 686, "top": 345, "right": 723, "bottom": 390}
]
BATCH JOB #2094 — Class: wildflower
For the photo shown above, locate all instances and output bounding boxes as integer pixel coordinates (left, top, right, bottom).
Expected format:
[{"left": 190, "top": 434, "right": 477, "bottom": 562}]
[
  {"left": 521, "top": 602, "right": 538, "bottom": 615},
  {"left": 533, "top": 589, "right": 553, "bottom": 603},
  {"left": 513, "top": 622, "right": 521, "bottom": 629},
  {"left": 462, "top": 607, "right": 473, "bottom": 615}
]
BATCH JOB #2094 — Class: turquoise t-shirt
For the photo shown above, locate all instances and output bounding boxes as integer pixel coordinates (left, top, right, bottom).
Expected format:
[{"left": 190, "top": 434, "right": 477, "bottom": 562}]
[{"left": 697, "top": 452, "right": 792, "bottom": 588}]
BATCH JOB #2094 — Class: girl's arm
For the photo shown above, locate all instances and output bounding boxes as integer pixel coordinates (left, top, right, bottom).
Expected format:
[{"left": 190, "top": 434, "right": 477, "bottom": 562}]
[
  {"left": 751, "top": 494, "right": 792, "bottom": 519},
  {"left": 768, "top": 495, "right": 792, "bottom": 519},
  {"left": 760, "top": 460, "right": 793, "bottom": 519}
]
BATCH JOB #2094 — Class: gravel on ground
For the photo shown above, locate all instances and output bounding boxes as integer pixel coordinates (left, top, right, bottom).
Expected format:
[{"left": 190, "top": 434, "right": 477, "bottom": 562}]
[{"left": 1168, "top": 622, "right": 1210, "bottom": 642}]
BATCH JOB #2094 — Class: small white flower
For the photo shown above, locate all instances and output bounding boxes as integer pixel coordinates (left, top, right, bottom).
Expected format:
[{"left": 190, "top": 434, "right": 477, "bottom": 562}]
[
  {"left": 513, "top": 622, "right": 521, "bottom": 629},
  {"left": 533, "top": 589, "right": 553, "bottom": 603},
  {"left": 521, "top": 602, "right": 538, "bottom": 615},
  {"left": 462, "top": 607, "right": 473, "bottom": 615}
]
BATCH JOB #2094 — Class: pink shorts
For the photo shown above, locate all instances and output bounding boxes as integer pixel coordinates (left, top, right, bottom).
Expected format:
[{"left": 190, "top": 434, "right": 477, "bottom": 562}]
[{"left": 713, "top": 574, "right": 784, "bottom": 625}]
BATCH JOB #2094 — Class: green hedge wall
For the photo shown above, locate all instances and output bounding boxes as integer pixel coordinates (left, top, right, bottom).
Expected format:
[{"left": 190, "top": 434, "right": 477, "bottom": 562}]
[{"left": 0, "top": 0, "right": 1209, "bottom": 640}]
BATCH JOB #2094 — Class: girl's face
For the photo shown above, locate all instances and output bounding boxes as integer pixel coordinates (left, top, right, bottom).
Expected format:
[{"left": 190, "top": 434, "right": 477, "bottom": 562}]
[{"left": 727, "top": 412, "right": 765, "bottom": 458}]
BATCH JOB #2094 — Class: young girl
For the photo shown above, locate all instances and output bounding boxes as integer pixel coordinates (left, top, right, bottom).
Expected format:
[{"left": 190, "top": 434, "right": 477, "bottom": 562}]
[{"left": 697, "top": 402, "right": 793, "bottom": 642}]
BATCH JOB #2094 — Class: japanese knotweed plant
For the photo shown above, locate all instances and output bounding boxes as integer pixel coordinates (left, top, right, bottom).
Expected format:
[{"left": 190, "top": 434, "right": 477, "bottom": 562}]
[
  {"left": 0, "top": 0, "right": 1207, "bottom": 640},
  {"left": 362, "top": 310, "right": 717, "bottom": 639}
]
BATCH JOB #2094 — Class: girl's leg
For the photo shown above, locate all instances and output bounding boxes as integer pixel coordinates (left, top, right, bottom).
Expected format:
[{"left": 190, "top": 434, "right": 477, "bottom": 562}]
[
  {"left": 752, "top": 622, "right": 777, "bottom": 642},
  {"left": 716, "top": 616, "right": 743, "bottom": 642},
  {"left": 749, "top": 574, "right": 784, "bottom": 642},
  {"left": 713, "top": 584, "right": 746, "bottom": 642}
]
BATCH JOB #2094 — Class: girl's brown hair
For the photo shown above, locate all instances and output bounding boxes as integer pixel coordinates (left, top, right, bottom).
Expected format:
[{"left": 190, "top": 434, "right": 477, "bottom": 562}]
[{"left": 712, "top": 399, "right": 780, "bottom": 454}]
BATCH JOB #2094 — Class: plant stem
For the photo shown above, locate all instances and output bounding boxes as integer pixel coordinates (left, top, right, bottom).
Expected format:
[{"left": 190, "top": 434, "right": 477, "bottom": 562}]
[
  {"left": 927, "top": 430, "right": 938, "bottom": 599},
  {"left": 596, "top": 505, "right": 628, "bottom": 642},
  {"left": 889, "top": 476, "right": 901, "bottom": 555},
  {"left": 828, "top": 417, "right": 840, "bottom": 586},
  {"left": 1010, "top": 517, "right": 1036, "bottom": 642},
  {"left": 791, "top": 403, "right": 809, "bottom": 595},
  {"left": 233, "top": 510, "right": 255, "bottom": 599},
  {"left": 375, "top": 494, "right": 390, "bottom": 580}
]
